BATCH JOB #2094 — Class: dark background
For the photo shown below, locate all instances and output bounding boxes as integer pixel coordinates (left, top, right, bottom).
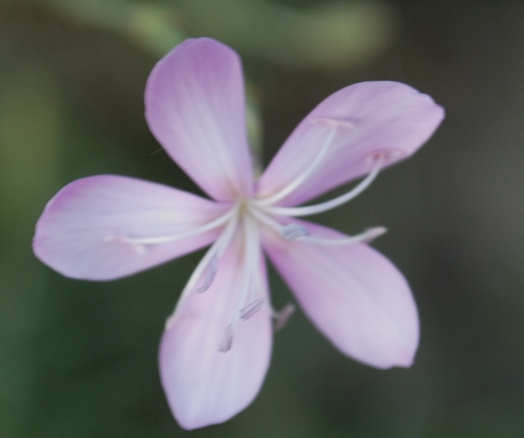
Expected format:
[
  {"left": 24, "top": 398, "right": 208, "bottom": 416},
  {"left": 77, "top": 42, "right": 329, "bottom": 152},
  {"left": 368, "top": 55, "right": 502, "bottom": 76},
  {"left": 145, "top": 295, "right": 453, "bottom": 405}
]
[{"left": 1, "top": 1, "right": 524, "bottom": 436}]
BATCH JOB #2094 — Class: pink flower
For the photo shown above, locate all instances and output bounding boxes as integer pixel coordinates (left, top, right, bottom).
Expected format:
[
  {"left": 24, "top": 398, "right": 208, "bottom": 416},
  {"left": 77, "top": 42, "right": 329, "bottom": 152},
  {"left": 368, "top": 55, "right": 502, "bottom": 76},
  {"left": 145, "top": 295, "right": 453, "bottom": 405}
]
[{"left": 33, "top": 38, "right": 444, "bottom": 429}]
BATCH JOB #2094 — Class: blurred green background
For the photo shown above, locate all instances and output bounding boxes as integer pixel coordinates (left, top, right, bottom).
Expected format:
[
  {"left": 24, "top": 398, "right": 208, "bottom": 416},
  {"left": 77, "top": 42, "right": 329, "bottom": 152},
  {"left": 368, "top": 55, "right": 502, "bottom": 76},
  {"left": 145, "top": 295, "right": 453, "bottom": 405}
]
[{"left": 2, "top": 0, "right": 524, "bottom": 436}]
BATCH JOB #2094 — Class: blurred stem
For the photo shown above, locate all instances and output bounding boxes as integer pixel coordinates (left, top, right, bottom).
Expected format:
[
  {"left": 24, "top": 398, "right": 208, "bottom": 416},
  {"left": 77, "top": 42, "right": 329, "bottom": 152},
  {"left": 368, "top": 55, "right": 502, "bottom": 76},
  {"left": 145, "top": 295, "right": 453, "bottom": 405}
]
[
  {"left": 173, "top": 0, "right": 398, "bottom": 71},
  {"left": 48, "top": 0, "right": 188, "bottom": 56},
  {"left": 246, "top": 83, "right": 264, "bottom": 178}
]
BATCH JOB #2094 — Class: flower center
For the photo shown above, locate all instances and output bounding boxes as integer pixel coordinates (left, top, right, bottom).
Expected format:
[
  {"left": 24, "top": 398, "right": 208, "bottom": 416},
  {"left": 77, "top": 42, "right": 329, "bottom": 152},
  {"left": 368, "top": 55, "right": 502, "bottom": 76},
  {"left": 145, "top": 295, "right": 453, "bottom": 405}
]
[{"left": 106, "top": 117, "right": 389, "bottom": 352}]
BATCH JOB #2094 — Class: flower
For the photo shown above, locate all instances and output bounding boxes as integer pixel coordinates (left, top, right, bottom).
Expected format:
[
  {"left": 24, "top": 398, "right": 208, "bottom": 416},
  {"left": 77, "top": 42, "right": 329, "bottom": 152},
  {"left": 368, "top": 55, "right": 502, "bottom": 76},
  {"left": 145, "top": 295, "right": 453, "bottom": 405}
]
[{"left": 33, "top": 37, "right": 444, "bottom": 429}]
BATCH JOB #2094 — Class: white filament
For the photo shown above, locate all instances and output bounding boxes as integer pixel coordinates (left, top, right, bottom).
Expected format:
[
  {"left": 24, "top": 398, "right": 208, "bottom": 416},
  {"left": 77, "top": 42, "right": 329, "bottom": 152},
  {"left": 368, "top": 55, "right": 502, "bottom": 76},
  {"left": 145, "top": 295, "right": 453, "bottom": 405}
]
[
  {"left": 247, "top": 204, "right": 385, "bottom": 246},
  {"left": 104, "top": 204, "right": 237, "bottom": 246},
  {"left": 165, "top": 209, "right": 240, "bottom": 329},
  {"left": 298, "top": 227, "right": 387, "bottom": 246},
  {"left": 264, "top": 153, "right": 385, "bottom": 217},
  {"left": 232, "top": 214, "right": 261, "bottom": 325},
  {"left": 218, "top": 213, "right": 263, "bottom": 352},
  {"left": 255, "top": 126, "right": 336, "bottom": 206},
  {"left": 256, "top": 117, "right": 357, "bottom": 207}
]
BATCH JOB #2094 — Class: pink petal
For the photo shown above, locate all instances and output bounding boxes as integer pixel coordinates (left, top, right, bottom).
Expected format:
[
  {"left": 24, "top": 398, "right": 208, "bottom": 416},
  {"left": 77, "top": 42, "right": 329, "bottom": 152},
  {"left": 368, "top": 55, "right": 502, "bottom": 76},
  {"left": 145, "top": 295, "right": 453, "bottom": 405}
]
[
  {"left": 262, "top": 220, "right": 419, "bottom": 369},
  {"left": 145, "top": 38, "right": 254, "bottom": 202},
  {"left": 160, "top": 233, "right": 272, "bottom": 429},
  {"left": 257, "top": 81, "right": 444, "bottom": 206},
  {"left": 33, "top": 175, "right": 228, "bottom": 281}
]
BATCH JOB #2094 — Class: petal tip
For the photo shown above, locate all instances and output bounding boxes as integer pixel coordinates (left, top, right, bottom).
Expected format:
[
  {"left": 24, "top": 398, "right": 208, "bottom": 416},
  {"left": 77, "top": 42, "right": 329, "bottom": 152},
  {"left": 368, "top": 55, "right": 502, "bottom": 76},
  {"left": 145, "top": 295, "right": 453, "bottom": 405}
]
[
  {"left": 370, "top": 347, "right": 417, "bottom": 370},
  {"left": 392, "top": 350, "right": 417, "bottom": 369}
]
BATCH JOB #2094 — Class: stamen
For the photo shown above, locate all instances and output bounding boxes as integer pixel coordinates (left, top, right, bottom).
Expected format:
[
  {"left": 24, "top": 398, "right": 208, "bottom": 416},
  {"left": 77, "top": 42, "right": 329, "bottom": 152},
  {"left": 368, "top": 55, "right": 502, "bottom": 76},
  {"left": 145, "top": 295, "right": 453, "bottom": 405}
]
[
  {"left": 247, "top": 204, "right": 386, "bottom": 247},
  {"left": 239, "top": 298, "right": 264, "bottom": 320},
  {"left": 164, "top": 211, "right": 240, "bottom": 329},
  {"left": 103, "top": 204, "right": 237, "bottom": 248},
  {"left": 298, "top": 226, "right": 387, "bottom": 246},
  {"left": 220, "top": 214, "right": 266, "bottom": 352},
  {"left": 194, "top": 253, "right": 219, "bottom": 293},
  {"left": 273, "top": 303, "right": 296, "bottom": 331},
  {"left": 281, "top": 223, "right": 309, "bottom": 240},
  {"left": 265, "top": 153, "right": 385, "bottom": 217},
  {"left": 256, "top": 118, "right": 355, "bottom": 207},
  {"left": 214, "top": 218, "right": 265, "bottom": 353},
  {"left": 218, "top": 324, "right": 233, "bottom": 353},
  {"left": 256, "top": 128, "right": 336, "bottom": 206},
  {"left": 231, "top": 215, "right": 261, "bottom": 326}
]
